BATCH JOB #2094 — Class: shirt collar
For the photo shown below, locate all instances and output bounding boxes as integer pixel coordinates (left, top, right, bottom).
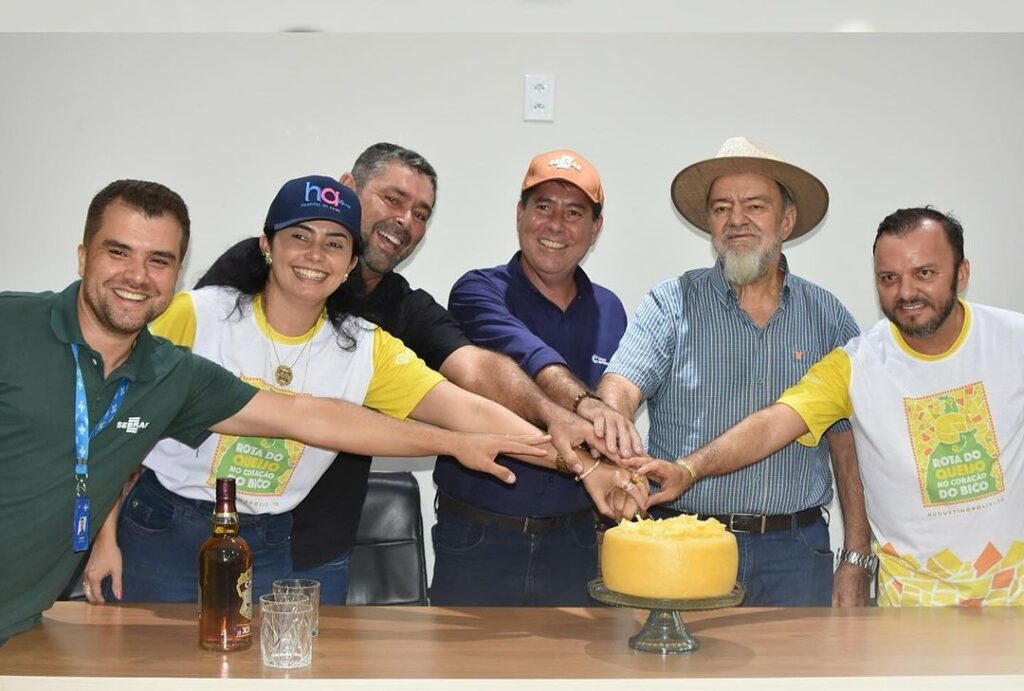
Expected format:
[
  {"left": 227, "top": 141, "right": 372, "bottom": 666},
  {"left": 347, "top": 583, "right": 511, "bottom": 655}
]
[
  {"left": 50, "top": 280, "right": 161, "bottom": 382},
  {"left": 507, "top": 250, "right": 595, "bottom": 302},
  {"left": 889, "top": 298, "right": 972, "bottom": 361}
]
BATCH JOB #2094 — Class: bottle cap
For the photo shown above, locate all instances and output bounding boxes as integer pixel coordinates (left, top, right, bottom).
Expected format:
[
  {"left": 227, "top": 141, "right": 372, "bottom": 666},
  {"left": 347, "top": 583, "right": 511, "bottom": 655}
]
[{"left": 215, "top": 477, "right": 237, "bottom": 502}]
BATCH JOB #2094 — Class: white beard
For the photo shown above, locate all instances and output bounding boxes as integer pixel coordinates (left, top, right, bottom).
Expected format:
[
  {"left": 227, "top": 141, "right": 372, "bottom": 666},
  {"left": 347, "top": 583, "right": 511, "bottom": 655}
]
[
  {"left": 720, "top": 249, "right": 767, "bottom": 286},
  {"left": 713, "top": 223, "right": 785, "bottom": 286}
]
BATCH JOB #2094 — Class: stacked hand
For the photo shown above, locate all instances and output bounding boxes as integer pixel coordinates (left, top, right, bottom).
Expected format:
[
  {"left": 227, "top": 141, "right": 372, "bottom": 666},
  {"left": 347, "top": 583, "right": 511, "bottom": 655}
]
[
  {"left": 575, "top": 459, "right": 649, "bottom": 520},
  {"left": 571, "top": 396, "right": 646, "bottom": 461},
  {"left": 453, "top": 432, "right": 552, "bottom": 483},
  {"left": 603, "top": 455, "right": 698, "bottom": 507}
]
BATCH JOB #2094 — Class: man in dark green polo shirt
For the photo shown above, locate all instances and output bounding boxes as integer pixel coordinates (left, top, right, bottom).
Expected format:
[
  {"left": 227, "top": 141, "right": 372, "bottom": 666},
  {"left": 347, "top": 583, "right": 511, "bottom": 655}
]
[{"left": 0, "top": 179, "right": 553, "bottom": 643}]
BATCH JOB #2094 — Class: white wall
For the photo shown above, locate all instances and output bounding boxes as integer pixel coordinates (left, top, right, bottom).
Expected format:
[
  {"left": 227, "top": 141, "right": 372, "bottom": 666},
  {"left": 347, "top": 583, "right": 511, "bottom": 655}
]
[
  {"left": 4, "top": 1, "right": 1024, "bottom": 32},
  {"left": 2, "top": 33, "right": 1022, "bottom": 578}
]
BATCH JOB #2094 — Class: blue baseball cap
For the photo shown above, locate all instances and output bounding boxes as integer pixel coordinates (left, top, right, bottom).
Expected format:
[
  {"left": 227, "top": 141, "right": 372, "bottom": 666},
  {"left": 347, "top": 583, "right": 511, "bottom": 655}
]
[{"left": 264, "top": 175, "right": 363, "bottom": 255}]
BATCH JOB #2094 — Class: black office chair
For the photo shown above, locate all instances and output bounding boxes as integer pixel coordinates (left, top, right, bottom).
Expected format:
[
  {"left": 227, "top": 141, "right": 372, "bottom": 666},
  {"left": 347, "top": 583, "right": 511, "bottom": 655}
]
[{"left": 345, "top": 471, "right": 429, "bottom": 606}]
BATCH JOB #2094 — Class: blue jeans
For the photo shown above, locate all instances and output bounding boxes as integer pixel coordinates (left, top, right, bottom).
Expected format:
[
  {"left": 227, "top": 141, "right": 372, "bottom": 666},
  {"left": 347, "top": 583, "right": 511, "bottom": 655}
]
[
  {"left": 429, "top": 499, "right": 598, "bottom": 606},
  {"left": 650, "top": 507, "right": 833, "bottom": 606},
  {"left": 108, "top": 471, "right": 293, "bottom": 603},
  {"left": 292, "top": 548, "right": 352, "bottom": 605}
]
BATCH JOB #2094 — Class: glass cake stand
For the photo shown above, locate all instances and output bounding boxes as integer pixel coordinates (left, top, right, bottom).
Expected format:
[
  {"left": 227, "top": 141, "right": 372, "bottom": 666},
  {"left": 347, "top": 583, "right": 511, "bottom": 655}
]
[{"left": 588, "top": 579, "right": 744, "bottom": 654}]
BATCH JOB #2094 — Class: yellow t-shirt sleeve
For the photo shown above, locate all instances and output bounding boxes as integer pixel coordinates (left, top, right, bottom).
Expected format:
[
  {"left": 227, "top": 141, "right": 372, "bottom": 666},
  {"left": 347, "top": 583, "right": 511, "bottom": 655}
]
[
  {"left": 148, "top": 291, "right": 197, "bottom": 347},
  {"left": 777, "top": 347, "right": 854, "bottom": 446},
  {"left": 364, "top": 327, "right": 445, "bottom": 419}
]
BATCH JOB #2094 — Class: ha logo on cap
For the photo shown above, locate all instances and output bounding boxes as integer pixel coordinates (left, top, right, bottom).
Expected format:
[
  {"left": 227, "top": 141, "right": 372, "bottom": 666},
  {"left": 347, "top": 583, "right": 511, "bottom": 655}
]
[{"left": 263, "top": 174, "right": 364, "bottom": 254}]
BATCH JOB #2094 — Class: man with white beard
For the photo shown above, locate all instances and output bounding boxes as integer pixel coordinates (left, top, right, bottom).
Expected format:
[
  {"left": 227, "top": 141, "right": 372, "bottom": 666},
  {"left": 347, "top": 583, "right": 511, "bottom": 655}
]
[{"left": 596, "top": 137, "right": 870, "bottom": 606}]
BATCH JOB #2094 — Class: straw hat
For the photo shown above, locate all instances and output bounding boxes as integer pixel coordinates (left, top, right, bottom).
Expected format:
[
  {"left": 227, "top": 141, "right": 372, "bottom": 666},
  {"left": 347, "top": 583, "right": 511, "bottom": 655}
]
[{"left": 670, "top": 136, "right": 829, "bottom": 240}]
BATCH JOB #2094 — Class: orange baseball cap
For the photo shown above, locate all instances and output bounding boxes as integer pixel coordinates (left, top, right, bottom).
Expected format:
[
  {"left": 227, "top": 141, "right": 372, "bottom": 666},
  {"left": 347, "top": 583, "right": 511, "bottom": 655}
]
[{"left": 521, "top": 149, "right": 604, "bottom": 206}]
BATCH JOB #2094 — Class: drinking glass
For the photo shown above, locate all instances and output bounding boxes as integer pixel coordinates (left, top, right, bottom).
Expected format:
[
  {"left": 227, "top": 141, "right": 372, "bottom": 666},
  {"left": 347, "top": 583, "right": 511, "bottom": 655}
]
[
  {"left": 273, "top": 578, "right": 321, "bottom": 636},
  {"left": 259, "top": 592, "right": 313, "bottom": 668}
]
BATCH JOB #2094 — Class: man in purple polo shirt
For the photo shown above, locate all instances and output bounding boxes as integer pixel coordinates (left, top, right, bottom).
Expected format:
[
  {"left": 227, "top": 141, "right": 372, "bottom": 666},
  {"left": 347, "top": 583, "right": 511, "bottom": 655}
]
[{"left": 430, "top": 149, "right": 629, "bottom": 605}]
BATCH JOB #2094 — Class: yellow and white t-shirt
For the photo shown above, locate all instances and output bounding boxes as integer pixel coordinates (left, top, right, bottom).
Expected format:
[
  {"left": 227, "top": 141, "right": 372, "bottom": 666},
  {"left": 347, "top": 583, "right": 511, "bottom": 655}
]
[
  {"left": 143, "top": 286, "right": 443, "bottom": 514},
  {"left": 779, "top": 301, "right": 1024, "bottom": 606}
]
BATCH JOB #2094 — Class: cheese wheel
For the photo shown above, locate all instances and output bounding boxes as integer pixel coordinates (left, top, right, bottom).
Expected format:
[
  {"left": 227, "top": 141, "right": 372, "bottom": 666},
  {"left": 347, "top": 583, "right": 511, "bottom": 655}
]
[{"left": 601, "top": 515, "right": 738, "bottom": 599}]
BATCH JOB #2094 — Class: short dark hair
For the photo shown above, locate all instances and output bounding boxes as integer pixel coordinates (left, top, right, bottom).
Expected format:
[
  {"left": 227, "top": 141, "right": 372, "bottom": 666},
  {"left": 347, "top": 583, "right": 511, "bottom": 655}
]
[
  {"left": 350, "top": 142, "right": 438, "bottom": 198},
  {"left": 84, "top": 179, "right": 191, "bottom": 258},
  {"left": 520, "top": 185, "right": 603, "bottom": 220},
  {"left": 873, "top": 206, "right": 964, "bottom": 268}
]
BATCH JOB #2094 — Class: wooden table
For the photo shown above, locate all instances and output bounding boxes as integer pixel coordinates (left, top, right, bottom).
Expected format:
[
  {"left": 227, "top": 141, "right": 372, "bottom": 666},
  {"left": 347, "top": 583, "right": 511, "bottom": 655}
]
[{"left": 1, "top": 602, "right": 1022, "bottom": 690}]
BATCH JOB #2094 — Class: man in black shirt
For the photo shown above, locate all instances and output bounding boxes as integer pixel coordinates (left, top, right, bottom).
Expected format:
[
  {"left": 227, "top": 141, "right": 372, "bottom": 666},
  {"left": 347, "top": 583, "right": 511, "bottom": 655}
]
[{"left": 290, "top": 143, "right": 645, "bottom": 603}]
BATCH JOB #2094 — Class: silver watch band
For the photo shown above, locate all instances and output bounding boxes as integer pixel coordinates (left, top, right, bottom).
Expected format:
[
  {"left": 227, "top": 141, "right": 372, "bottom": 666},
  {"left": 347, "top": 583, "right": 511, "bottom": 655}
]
[{"left": 836, "top": 547, "right": 878, "bottom": 573}]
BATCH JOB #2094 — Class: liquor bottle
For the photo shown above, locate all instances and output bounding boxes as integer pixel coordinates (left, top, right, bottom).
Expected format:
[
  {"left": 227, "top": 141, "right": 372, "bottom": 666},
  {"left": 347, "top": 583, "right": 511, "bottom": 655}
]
[{"left": 198, "top": 477, "right": 253, "bottom": 651}]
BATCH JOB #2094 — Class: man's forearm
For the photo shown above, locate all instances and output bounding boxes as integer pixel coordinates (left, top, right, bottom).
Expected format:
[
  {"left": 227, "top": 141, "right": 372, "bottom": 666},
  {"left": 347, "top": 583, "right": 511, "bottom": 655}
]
[
  {"left": 410, "top": 381, "right": 574, "bottom": 471},
  {"left": 634, "top": 403, "right": 814, "bottom": 506},
  {"left": 688, "top": 403, "right": 809, "bottom": 477},
  {"left": 440, "top": 346, "right": 564, "bottom": 428},
  {"left": 440, "top": 345, "right": 644, "bottom": 459},
  {"left": 534, "top": 363, "right": 594, "bottom": 412},
  {"left": 596, "top": 372, "right": 642, "bottom": 419},
  {"left": 827, "top": 429, "right": 871, "bottom": 553},
  {"left": 827, "top": 428, "right": 873, "bottom": 607}
]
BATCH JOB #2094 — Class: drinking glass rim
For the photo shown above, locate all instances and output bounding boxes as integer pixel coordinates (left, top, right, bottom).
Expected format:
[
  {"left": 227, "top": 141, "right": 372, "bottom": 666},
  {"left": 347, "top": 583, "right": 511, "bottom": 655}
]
[
  {"left": 272, "top": 578, "right": 321, "bottom": 590},
  {"left": 259, "top": 592, "right": 311, "bottom": 608}
]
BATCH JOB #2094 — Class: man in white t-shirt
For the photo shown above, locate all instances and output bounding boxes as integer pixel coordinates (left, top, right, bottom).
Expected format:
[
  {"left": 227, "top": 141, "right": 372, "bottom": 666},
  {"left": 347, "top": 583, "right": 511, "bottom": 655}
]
[{"left": 632, "top": 207, "right": 1024, "bottom": 606}]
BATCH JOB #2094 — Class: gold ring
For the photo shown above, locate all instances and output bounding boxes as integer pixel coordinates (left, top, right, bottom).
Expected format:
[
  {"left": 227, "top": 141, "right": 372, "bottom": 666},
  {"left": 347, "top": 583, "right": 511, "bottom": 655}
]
[
  {"left": 622, "top": 480, "right": 637, "bottom": 491},
  {"left": 630, "top": 473, "right": 647, "bottom": 485}
]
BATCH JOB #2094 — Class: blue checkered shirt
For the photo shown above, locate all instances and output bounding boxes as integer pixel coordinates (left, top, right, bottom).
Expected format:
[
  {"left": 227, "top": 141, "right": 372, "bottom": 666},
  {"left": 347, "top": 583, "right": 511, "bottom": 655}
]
[{"left": 606, "top": 256, "right": 860, "bottom": 515}]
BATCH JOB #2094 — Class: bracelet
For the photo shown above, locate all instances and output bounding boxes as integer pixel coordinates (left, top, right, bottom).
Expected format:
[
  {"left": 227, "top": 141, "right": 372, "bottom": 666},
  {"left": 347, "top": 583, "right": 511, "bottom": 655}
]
[
  {"left": 575, "top": 458, "right": 602, "bottom": 482},
  {"left": 571, "top": 391, "right": 603, "bottom": 415},
  {"left": 675, "top": 458, "right": 699, "bottom": 482}
]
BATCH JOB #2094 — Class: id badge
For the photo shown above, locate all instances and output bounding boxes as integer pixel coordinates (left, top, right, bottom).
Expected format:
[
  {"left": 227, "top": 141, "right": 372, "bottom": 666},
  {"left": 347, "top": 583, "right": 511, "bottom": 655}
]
[{"left": 72, "top": 495, "right": 91, "bottom": 552}]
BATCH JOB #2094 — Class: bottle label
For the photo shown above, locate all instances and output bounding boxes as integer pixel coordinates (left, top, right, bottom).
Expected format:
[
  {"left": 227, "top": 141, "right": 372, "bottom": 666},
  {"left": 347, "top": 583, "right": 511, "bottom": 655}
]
[{"left": 236, "top": 567, "right": 253, "bottom": 621}]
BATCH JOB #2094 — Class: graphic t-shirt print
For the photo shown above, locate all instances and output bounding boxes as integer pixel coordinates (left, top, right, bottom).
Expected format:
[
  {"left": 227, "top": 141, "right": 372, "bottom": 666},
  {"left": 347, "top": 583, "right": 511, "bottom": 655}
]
[
  {"left": 206, "top": 375, "right": 307, "bottom": 496},
  {"left": 904, "top": 381, "right": 1005, "bottom": 507}
]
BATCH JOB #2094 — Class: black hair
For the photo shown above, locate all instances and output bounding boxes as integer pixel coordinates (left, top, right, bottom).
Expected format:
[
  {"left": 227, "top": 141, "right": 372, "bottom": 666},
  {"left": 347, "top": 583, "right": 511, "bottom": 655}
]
[
  {"left": 350, "top": 142, "right": 438, "bottom": 197},
  {"left": 873, "top": 206, "right": 965, "bottom": 268}
]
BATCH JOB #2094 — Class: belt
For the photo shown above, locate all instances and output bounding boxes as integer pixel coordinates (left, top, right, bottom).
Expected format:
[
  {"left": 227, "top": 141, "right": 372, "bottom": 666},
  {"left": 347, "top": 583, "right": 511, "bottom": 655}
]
[
  {"left": 437, "top": 492, "right": 593, "bottom": 536},
  {"left": 697, "top": 506, "right": 822, "bottom": 534}
]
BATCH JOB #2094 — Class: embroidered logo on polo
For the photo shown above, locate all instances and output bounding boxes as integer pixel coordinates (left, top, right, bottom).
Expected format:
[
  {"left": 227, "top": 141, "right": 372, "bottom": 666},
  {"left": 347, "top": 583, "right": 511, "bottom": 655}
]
[
  {"left": 904, "top": 382, "right": 1005, "bottom": 507},
  {"left": 591, "top": 354, "right": 609, "bottom": 366},
  {"left": 116, "top": 417, "right": 150, "bottom": 434},
  {"left": 548, "top": 155, "right": 583, "bottom": 173},
  {"left": 207, "top": 376, "right": 305, "bottom": 496}
]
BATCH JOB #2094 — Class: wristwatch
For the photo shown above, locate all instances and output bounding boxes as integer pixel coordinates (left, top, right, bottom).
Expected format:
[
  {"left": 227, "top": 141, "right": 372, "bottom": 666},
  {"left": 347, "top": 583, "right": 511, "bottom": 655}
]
[{"left": 835, "top": 548, "right": 879, "bottom": 574}]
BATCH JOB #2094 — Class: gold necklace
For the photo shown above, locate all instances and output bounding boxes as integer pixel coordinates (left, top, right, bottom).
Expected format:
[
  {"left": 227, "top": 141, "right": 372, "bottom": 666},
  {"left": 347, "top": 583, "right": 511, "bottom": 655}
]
[
  {"left": 268, "top": 334, "right": 314, "bottom": 387},
  {"left": 258, "top": 294, "right": 323, "bottom": 388}
]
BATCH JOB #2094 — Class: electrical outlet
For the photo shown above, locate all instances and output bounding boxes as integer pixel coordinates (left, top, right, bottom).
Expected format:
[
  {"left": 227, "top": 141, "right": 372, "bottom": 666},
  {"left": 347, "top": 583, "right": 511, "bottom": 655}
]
[{"left": 524, "top": 74, "right": 555, "bottom": 122}]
